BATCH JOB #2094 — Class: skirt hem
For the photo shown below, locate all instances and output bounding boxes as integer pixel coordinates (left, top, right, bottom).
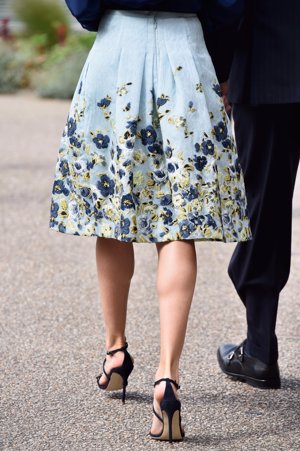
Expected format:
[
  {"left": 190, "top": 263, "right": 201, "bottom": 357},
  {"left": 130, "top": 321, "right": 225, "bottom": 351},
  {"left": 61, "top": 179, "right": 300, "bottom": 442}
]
[{"left": 49, "top": 224, "right": 252, "bottom": 244}]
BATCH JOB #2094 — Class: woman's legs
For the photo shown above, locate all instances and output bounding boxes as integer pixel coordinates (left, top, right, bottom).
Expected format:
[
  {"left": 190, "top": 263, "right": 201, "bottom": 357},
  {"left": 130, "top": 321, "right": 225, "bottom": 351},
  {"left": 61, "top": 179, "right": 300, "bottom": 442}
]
[
  {"left": 151, "top": 240, "right": 197, "bottom": 434},
  {"left": 96, "top": 238, "right": 134, "bottom": 383}
]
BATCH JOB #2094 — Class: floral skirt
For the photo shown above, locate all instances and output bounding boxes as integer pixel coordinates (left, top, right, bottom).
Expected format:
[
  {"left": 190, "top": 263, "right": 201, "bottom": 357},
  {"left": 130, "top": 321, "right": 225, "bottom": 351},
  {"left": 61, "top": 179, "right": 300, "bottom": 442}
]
[{"left": 50, "top": 10, "right": 251, "bottom": 243}]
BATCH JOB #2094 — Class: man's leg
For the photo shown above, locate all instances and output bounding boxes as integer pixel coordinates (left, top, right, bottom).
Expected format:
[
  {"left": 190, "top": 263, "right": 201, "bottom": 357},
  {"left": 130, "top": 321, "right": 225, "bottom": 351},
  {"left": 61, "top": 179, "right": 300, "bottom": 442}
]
[{"left": 218, "top": 104, "right": 300, "bottom": 387}]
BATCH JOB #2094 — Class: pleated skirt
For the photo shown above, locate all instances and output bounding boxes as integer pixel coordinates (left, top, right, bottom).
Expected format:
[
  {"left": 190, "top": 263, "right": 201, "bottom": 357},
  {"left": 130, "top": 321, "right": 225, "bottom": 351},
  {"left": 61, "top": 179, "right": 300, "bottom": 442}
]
[{"left": 50, "top": 10, "right": 252, "bottom": 243}]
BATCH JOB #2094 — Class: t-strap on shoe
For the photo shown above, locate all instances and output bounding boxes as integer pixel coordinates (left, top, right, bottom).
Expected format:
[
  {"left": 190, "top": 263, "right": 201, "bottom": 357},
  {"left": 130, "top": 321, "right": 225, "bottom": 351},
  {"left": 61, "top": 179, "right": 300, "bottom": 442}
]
[
  {"left": 96, "top": 342, "right": 134, "bottom": 403},
  {"left": 150, "top": 378, "right": 184, "bottom": 443}
]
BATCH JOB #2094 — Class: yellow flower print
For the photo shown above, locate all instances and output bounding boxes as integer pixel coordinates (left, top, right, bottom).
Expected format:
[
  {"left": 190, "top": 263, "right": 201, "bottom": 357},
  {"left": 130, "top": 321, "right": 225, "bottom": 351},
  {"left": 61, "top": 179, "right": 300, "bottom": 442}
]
[
  {"left": 85, "top": 223, "right": 96, "bottom": 235},
  {"left": 104, "top": 112, "right": 111, "bottom": 120},
  {"left": 188, "top": 101, "right": 197, "bottom": 113},
  {"left": 146, "top": 178, "right": 155, "bottom": 187},
  {"left": 204, "top": 228, "right": 212, "bottom": 238},
  {"left": 103, "top": 206, "right": 115, "bottom": 220},
  {"left": 140, "top": 187, "right": 152, "bottom": 199},
  {"left": 133, "top": 151, "right": 146, "bottom": 164},
  {"left": 100, "top": 223, "right": 112, "bottom": 236},
  {"left": 82, "top": 172, "right": 90, "bottom": 180},
  {"left": 116, "top": 82, "right": 132, "bottom": 96},
  {"left": 112, "top": 197, "right": 120, "bottom": 209},
  {"left": 133, "top": 170, "right": 144, "bottom": 186},
  {"left": 173, "top": 194, "right": 185, "bottom": 208},
  {"left": 169, "top": 116, "right": 186, "bottom": 128},
  {"left": 65, "top": 220, "right": 77, "bottom": 233},
  {"left": 196, "top": 83, "right": 203, "bottom": 93},
  {"left": 60, "top": 199, "right": 68, "bottom": 210}
]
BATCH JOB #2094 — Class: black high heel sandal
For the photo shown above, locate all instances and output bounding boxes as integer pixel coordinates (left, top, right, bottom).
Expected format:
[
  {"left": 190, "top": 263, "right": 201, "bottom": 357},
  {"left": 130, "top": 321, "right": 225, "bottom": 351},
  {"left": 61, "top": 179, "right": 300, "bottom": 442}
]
[
  {"left": 96, "top": 342, "right": 134, "bottom": 403},
  {"left": 150, "top": 378, "right": 185, "bottom": 443}
]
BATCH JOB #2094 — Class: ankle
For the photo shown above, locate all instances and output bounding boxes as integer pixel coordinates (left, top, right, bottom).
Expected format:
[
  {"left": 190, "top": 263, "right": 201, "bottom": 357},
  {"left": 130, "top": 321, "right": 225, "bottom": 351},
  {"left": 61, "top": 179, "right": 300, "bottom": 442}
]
[
  {"left": 105, "top": 336, "right": 126, "bottom": 352},
  {"left": 155, "top": 366, "right": 179, "bottom": 384}
]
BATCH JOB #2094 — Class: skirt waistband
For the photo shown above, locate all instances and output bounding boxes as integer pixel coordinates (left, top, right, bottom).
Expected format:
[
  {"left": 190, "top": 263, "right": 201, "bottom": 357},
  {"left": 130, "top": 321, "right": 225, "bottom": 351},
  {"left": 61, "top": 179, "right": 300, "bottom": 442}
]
[{"left": 103, "top": 9, "right": 198, "bottom": 19}]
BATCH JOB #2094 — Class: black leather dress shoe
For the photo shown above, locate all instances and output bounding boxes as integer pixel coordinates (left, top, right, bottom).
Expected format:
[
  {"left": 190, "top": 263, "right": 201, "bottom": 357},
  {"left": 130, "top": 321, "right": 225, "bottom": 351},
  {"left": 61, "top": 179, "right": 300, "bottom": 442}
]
[{"left": 217, "top": 341, "right": 281, "bottom": 389}]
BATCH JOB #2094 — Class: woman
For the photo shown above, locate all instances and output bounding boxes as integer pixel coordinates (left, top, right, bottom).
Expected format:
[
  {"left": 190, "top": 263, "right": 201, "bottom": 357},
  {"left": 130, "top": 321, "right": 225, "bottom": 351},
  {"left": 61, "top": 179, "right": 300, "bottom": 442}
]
[{"left": 50, "top": 0, "right": 250, "bottom": 442}]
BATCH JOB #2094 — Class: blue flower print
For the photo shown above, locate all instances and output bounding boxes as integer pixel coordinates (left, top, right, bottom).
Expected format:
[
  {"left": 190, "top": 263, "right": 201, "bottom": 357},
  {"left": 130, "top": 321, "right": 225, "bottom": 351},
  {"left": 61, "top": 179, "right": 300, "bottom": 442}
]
[
  {"left": 93, "top": 133, "right": 110, "bottom": 149},
  {"left": 97, "top": 175, "right": 115, "bottom": 197},
  {"left": 53, "top": 179, "right": 70, "bottom": 196},
  {"left": 126, "top": 139, "right": 134, "bottom": 149},
  {"left": 118, "top": 169, "right": 126, "bottom": 179},
  {"left": 202, "top": 139, "right": 214, "bottom": 155},
  {"left": 183, "top": 186, "right": 198, "bottom": 201},
  {"left": 138, "top": 215, "right": 152, "bottom": 233},
  {"left": 222, "top": 138, "right": 232, "bottom": 149},
  {"left": 121, "top": 216, "right": 130, "bottom": 235},
  {"left": 97, "top": 97, "right": 111, "bottom": 108},
  {"left": 167, "top": 162, "right": 179, "bottom": 173},
  {"left": 214, "top": 122, "right": 228, "bottom": 142},
  {"left": 67, "top": 117, "right": 76, "bottom": 137},
  {"left": 234, "top": 189, "right": 242, "bottom": 202},
  {"left": 179, "top": 219, "right": 196, "bottom": 238},
  {"left": 116, "top": 146, "right": 122, "bottom": 159},
  {"left": 123, "top": 102, "right": 131, "bottom": 112},
  {"left": 81, "top": 187, "right": 91, "bottom": 197},
  {"left": 83, "top": 199, "right": 92, "bottom": 215},
  {"left": 141, "top": 125, "right": 157, "bottom": 145},
  {"left": 194, "top": 143, "right": 201, "bottom": 153},
  {"left": 74, "top": 161, "right": 85, "bottom": 174},
  {"left": 59, "top": 160, "right": 69, "bottom": 177},
  {"left": 194, "top": 156, "right": 207, "bottom": 171},
  {"left": 126, "top": 120, "right": 138, "bottom": 134},
  {"left": 157, "top": 95, "right": 169, "bottom": 107},
  {"left": 86, "top": 162, "right": 94, "bottom": 173},
  {"left": 121, "top": 193, "right": 134, "bottom": 210},
  {"left": 162, "top": 208, "right": 173, "bottom": 225},
  {"left": 153, "top": 170, "right": 167, "bottom": 184},
  {"left": 206, "top": 214, "right": 217, "bottom": 229},
  {"left": 165, "top": 146, "right": 173, "bottom": 158},
  {"left": 70, "top": 136, "right": 81, "bottom": 148},
  {"left": 188, "top": 211, "right": 204, "bottom": 226},
  {"left": 160, "top": 194, "right": 172, "bottom": 206},
  {"left": 212, "top": 83, "right": 222, "bottom": 97},
  {"left": 58, "top": 224, "right": 66, "bottom": 233},
  {"left": 50, "top": 201, "right": 59, "bottom": 218},
  {"left": 148, "top": 143, "right": 163, "bottom": 155},
  {"left": 123, "top": 159, "right": 131, "bottom": 167},
  {"left": 222, "top": 213, "right": 232, "bottom": 226}
]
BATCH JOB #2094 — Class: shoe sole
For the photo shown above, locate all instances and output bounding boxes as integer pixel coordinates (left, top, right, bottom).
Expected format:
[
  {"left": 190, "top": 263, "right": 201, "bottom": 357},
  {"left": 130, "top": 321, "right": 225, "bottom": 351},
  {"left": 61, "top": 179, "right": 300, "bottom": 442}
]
[
  {"left": 105, "top": 373, "right": 124, "bottom": 391},
  {"left": 150, "top": 410, "right": 184, "bottom": 442},
  {"left": 217, "top": 352, "right": 281, "bottom": 389}
]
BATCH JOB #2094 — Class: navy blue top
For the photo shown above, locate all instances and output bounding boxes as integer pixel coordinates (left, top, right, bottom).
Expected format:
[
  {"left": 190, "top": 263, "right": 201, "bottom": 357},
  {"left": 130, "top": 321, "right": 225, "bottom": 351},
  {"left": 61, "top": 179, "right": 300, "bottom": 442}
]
[
  {"left": 67, "top": 0, "right": 245, "bottom": 33},
  {"left": 65, "top": 0, "right": 245, "bottom": 81}
]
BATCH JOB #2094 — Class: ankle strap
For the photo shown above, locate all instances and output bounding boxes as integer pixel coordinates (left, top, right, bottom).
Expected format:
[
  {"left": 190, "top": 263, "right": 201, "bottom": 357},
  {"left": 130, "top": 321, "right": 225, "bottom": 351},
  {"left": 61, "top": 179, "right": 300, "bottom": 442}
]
[
  {"left": 154, "top": 378, "right": 180, "bottom": 390},
  {"left": 106, "top": 342, "right": 128, "bottom": 356}
]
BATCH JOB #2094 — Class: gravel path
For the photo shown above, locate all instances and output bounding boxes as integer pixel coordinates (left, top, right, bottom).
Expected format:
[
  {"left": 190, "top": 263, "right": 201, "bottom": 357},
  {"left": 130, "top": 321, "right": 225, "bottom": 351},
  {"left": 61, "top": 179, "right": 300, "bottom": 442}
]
[{"left": 1, "top": 93, "right": 299, "bottom": 451}]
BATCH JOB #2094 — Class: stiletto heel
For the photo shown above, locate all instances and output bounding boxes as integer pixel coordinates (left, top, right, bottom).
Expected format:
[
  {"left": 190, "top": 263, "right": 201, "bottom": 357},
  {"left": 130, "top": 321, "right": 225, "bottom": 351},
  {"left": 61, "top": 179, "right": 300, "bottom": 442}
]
[
  {"left": 96, "top": 342, "right": 134, "bottom": 403},
  {"left": 150, "top": 378, "right": 184, "bottom": 442}
]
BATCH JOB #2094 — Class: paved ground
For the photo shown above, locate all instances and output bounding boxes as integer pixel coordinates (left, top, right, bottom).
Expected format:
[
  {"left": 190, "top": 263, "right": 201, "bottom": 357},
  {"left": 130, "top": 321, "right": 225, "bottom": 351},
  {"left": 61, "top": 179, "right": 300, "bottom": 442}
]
[{"left": 0, "top": 93, "right": 299, "bottom": 451}]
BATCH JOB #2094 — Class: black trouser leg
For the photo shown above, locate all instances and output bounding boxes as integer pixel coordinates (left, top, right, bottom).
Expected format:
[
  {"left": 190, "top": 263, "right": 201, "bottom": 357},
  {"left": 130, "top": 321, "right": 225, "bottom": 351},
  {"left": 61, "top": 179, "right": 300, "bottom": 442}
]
[{"left": 228, "top": 104, "right": 300, "bottom": 364}]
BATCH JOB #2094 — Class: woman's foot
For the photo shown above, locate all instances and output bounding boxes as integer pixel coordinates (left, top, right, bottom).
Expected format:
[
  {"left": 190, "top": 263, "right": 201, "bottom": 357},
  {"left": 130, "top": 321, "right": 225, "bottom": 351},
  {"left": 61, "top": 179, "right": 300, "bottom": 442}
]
[
  {"left": 98, "top": 351, "right": 125, "bottom": 385},
  {"left": 150, "top": 379, "right": 180, "bottom": 436}
]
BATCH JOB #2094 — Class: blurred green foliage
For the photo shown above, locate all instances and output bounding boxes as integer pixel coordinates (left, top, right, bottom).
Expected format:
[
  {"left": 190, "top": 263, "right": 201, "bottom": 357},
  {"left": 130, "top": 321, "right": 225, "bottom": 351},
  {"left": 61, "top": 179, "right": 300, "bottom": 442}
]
[
  {"left": 0, "top": 40, "right": 26, "bottom": 93},
  {"left": 0, "top": 3, "right": 96, "bottom": 98},
  {"left": 13, "top": 0, "right": 70, "bottom": 48},
  {"left": 35, "top": 33, "right": 96, "bottom": 98}
]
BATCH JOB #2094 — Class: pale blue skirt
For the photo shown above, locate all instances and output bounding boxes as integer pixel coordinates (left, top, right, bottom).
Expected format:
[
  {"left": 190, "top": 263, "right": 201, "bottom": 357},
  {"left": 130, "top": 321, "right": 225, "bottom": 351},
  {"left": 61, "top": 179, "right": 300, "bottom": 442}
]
[{"left": 50, "top": 10, "right": 251, "bottom": 243}]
